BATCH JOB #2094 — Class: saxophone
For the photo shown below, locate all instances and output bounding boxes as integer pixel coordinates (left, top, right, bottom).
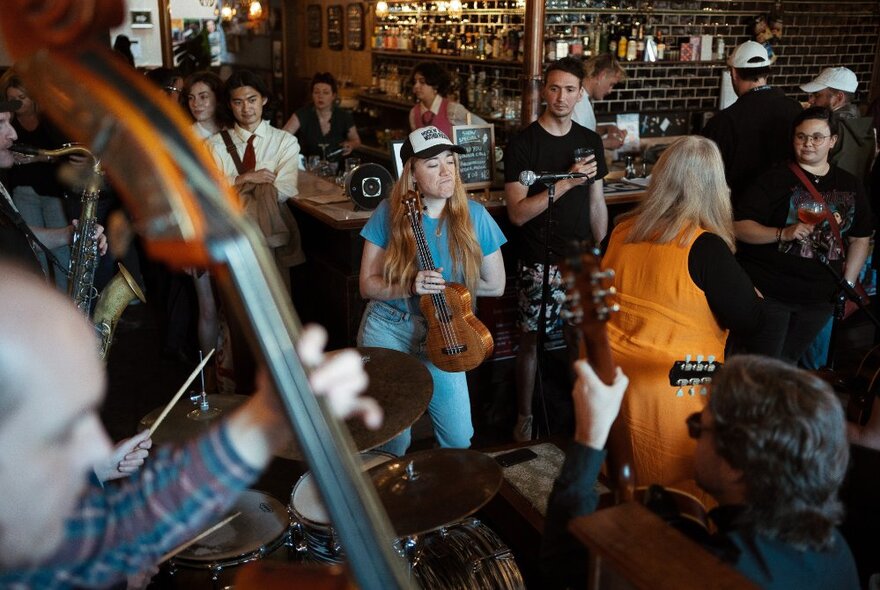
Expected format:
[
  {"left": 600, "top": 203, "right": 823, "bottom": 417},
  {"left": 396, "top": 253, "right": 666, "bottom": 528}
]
[{"left": 12, "top": 143, "right": 146, "bottom": 359}]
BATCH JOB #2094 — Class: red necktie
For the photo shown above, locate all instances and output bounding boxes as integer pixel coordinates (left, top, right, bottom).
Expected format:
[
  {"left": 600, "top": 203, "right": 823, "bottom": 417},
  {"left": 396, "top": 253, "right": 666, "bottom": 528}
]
[{"left": 242, "top": 134, "right": 256, "bottom": 172}]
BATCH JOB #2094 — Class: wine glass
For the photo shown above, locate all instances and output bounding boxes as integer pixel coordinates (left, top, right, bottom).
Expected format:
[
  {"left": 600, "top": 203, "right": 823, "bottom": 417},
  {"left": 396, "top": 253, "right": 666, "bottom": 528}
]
[{"left": 797, "top": 200, "right": 826, "bottom": 225}]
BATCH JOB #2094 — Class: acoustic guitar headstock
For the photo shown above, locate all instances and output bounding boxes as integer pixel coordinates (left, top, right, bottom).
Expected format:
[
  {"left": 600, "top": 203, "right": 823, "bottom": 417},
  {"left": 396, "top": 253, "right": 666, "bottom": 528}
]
[
  {"left": 560, "top": 244, "right": 619, "bottom": 385},
  {"left": 668, "top": 355, "right": 722, "bottom": 397}
]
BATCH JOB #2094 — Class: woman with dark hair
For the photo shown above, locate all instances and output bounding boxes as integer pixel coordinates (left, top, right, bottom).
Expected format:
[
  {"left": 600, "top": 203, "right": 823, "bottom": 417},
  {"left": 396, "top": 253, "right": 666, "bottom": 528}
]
[
  {"left": 734, "top": 106, "right": 873, "bottom": 363},
  {"left": 183, "top": 71, "right": 231, "bottom": 139},
  {"left": 112, "top": 34, "right": 135, "bottom": 68},
  {"left": 408, "top": 62, "right": 482, "bottom": 138},
  {"left": 358, "top": 126, "right": 506, "bottom": 455},
  {"left": 282, "top": 72, "right": 360, "bottom": 159}
]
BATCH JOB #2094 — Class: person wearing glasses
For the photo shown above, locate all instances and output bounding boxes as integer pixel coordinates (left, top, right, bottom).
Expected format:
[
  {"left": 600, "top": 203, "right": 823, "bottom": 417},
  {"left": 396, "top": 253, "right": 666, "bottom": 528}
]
[
  {"left": 408, "top": 62, "right": 483, "bottom": 138},
  {"left": 732, "top": 107, "right": 872, "bottom": 363},
  {"left": 541, "top": 354, "right": 859, "bottom": 589}
]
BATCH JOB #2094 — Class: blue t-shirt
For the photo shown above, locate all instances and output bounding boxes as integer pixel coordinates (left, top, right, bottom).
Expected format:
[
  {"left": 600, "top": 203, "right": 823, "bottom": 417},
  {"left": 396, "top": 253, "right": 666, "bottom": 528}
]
[{"left": 361, "top": 198, "right": 507, "bottom": 315}]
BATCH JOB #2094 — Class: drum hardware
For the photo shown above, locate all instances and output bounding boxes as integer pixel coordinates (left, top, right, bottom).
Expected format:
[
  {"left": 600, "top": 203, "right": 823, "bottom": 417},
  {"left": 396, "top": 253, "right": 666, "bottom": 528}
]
[
  {"left": 277, "top": 347, "right": 432, "bottom": 461},
  {"left": 368, "top": 449, "right": 504, "bottom": 538},
  {"left": 188, "top": 349, "right": 222, "bottom": 420}
]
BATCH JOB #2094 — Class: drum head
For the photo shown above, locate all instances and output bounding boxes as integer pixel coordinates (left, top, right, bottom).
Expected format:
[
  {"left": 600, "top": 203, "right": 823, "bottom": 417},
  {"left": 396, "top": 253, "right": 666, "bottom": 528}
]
[
  {"left": 174, "top": 490, "right": 288, "bottom": 564},
  {"left": 292, "top": 451, "right": 394, "bottom": 524},
  {"left": 344, "top": 163, "right": 393, "bottom": 210}
]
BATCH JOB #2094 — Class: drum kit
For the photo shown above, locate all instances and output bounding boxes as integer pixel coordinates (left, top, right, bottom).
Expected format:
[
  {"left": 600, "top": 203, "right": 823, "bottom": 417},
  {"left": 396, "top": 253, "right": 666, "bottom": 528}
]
[{"left": 141, "top": 347, "right": 526, "bottom": 589}]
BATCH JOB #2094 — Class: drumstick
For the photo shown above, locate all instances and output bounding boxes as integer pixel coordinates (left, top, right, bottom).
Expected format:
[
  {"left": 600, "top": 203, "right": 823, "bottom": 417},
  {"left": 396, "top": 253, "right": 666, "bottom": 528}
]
[
  {"left": 148, "top": 348, "right": 215, "bottom": 435},
  {"left": 158, "top": 511, "right": 241, "bottom": 563}
]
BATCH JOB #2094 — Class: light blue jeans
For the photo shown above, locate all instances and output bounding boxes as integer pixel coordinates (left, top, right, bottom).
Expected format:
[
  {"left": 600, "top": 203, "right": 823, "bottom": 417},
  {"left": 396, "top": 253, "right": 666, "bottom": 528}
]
[
  {"left": 12, "top": 185, "right": 70, "bottom": 291},
  {"left": 357, "top": 300, "right": 473, "bottom": 456}
]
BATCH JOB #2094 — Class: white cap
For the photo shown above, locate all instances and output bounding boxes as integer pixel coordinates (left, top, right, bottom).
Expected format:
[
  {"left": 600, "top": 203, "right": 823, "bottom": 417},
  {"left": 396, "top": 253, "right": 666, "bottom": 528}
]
[
  {"left": 800, "top": 67, "right": 858, "bottom": 93},
  {"left": 728, "top": 41, "right": 772, "bottom": 68},
  {"left": 400, "top": 126, "right": 465, "bottom": 164}
]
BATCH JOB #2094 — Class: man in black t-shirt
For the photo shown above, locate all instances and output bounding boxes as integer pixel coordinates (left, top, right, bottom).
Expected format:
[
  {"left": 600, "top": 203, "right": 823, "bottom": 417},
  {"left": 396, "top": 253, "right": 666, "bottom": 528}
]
[{"left": 504, "top": 57, "right": 608, "bottom": 442}]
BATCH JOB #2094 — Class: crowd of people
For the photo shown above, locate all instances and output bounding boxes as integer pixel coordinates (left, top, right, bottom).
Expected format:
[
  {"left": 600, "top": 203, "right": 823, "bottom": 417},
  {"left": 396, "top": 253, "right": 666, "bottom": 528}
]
[{"left": 0, "top": 31, "right": 878, "bottom": 590}]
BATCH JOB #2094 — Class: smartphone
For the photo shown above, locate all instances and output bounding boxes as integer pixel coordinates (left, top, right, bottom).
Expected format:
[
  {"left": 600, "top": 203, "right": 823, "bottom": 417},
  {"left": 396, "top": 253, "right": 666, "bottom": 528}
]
[{"left": 495, "top": 448, "right": 538, "bottom": 468}]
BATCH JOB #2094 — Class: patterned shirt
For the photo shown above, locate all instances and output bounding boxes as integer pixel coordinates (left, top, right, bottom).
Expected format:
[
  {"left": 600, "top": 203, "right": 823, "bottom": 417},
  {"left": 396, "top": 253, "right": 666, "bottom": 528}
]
[{"left": 0, "top": 425, "right": 260, "bottom": 589}]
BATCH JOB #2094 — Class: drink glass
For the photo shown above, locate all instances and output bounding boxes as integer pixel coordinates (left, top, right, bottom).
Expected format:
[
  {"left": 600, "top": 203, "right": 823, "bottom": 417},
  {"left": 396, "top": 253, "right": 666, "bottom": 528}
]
[
  {"left": 573, "top": 147, "right": 595, "bottom": 163},
  {"left": 797, "top": 200, "right": 825, "bottom": 225},
  {"left": 345, "top": 157, "right": 361, "bottom": 175},
  {"left": 307, "top": 155, "right": 321, "bottom": 172}
]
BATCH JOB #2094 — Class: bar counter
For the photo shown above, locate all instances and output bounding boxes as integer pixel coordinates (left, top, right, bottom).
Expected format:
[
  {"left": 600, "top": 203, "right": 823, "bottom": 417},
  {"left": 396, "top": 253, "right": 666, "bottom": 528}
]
[{"left": 289, "top": 171, "right": 646, "bottom": 349}]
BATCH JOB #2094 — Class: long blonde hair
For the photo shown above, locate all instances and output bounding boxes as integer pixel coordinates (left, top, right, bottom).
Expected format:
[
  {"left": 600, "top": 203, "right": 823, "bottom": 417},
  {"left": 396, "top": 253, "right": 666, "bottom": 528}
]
[
  {"left": 382, "top": 156, "right": 482, "bottom": 295},
  {"left": 619, "top": 135, "right": 736, "bottom": 251}
]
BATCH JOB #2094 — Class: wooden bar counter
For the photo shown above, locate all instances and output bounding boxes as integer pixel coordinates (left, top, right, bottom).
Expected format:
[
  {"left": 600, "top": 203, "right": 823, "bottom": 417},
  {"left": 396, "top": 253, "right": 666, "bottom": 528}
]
[{"left": 289, "top": 171, "right": 645, "bottom": 349}]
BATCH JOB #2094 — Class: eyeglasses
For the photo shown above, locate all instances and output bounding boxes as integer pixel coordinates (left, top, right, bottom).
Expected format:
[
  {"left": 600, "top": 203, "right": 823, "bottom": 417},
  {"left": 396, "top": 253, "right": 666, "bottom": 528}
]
[
  {"left": 686, "top": 411, "right": 713, "bottom": 439},
  {"left": 164, "top": 86, "right": 182, "bottom": 95},
  {"left": 794, "top": 132, "right": 831, "bottom": 146}
]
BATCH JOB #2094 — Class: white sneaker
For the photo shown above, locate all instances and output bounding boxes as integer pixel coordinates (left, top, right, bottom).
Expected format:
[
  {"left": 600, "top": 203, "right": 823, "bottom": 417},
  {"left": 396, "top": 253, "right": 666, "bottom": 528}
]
[{"left": 513, "top": 414, "right": 533, "bottom": 442}]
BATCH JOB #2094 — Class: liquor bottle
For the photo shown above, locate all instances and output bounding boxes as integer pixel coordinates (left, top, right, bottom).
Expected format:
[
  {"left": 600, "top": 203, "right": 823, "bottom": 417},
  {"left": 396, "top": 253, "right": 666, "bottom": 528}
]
[
  {"left": 570, "top": 27, "right": 583, "bottom": 57},
  {"left": 490, "top": 69, "right": 503, "bottom": 117},
  {"left": 635, "top": 22, "right": 645, "bottom": 60},
  {"left": 656, "top": 29, "right": 666, "bottom": 61},
  {"left": 608, "top": 22, "right": 618, "bottom": 55},
  {"left": 476, "top": 70, "right": 488, "bottom": 113},
  {"left": 492, "top": 26, "right": 504, "bottom": 59},
  {"left": 467, "top": 67, "right": 476, "bottom": 108}
]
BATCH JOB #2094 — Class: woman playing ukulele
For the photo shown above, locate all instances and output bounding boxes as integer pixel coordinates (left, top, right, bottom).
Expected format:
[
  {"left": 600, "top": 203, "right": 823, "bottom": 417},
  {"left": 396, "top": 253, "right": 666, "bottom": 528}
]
[{"left": 358, "top": 126, "right": 506, "bottom": 455}]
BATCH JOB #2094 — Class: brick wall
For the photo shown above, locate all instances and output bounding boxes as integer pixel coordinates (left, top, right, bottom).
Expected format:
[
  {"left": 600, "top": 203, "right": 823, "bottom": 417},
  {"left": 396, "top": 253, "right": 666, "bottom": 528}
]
[{"left": 591, "top": 0, "right": 880, "bottom": 131}]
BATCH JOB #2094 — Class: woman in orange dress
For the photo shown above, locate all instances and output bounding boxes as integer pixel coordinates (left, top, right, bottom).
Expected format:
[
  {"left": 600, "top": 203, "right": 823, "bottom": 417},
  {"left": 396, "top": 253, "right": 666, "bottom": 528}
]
[{"left": 602, "top": 136, "right": 762, "bottom": 489}]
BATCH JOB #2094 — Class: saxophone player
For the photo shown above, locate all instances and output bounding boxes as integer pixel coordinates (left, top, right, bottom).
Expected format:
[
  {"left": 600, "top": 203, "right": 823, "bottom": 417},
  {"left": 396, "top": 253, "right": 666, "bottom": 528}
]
[{"left": 0, "top": 99, "right": 108, "bottom": 277}]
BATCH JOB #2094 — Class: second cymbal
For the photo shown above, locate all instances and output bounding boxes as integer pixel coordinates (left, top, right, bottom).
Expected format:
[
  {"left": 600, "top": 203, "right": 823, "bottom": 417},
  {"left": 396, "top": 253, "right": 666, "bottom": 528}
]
[{"left": 276, "top": 347, "right": 432, "bottom": 461}]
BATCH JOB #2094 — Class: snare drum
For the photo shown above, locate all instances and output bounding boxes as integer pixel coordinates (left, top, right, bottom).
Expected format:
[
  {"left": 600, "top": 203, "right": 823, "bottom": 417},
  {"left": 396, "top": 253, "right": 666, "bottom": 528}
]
[
  {"left": 400, "top": 518, "right": 525, "bottom": 590},
  {"left": 289, "top": 451, "right": 394, "bottom": 564},
  {"left": 168, "top": 490, "right": 291, "bottom": 589}
]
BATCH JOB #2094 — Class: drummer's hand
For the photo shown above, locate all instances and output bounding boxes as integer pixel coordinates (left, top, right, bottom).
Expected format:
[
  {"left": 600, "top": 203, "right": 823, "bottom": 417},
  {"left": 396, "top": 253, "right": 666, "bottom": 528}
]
[
  {"left": 299, "top": 324, "right": 382, "bottom": 430},
  {"left": 94, "top": 429, "right": 153, "bottom": 482}
]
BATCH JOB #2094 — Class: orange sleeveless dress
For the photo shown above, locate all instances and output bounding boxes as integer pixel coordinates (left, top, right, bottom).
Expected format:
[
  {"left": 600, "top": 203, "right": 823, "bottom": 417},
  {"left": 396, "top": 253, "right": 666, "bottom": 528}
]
[{"left": 602, "top": 218, "right": 728, "bottom": 488}]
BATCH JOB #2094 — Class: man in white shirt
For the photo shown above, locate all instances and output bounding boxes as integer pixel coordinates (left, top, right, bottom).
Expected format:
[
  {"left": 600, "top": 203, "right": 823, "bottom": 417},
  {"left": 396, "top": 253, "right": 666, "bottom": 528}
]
[{"left": 571, "top": 54, "right": 628, "bottom": 150}]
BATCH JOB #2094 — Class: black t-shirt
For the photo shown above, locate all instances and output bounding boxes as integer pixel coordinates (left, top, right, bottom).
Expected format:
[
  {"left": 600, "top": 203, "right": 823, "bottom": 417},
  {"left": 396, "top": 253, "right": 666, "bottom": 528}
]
[
  {"left": 735, "top": 162, "right": 873, "bottom": 304},
  {"left": 295, "top": 105, "right": 356, "bottom": 158},
  {"left": 504, "top": 120, "right": 607, "bottom": 263},
  {"left": 8, "top": 118, "right": 67, "bottom": 197},
  {"left": 701, "top": 86, "right": 802, "bottom": 203}
]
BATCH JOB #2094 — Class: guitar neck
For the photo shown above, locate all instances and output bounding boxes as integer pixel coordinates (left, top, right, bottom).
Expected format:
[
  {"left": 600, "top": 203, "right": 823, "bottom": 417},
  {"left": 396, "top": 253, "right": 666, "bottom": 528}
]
[{"left": 404, "top": 200, "right": 437, "bottom": 273}]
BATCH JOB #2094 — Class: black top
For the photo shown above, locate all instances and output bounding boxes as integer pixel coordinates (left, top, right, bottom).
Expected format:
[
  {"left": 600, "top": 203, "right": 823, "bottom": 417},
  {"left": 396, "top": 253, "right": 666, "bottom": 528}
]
[
  {"left": 294, "top": 105, "right": 356, "bottom": 158},
  {"left": 8, "top": 118, "right": 67, "bottom": 197},
  {"left": 504, "top": 120, "right": 608, "bottom": 263},
  {"left": 688, "top": 232, "right": 761, "bottom": 334},
  {"left": 735, "top": 162, "right": 873, "bottom": 304},
  {"left": 701, "top": 86, "right": 802, "bottom": 203}
]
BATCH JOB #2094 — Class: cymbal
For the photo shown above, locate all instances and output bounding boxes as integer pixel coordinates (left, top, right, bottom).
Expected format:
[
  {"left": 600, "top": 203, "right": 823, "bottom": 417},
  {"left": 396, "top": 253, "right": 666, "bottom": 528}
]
[
  {"left": 367, "top": 449, "right": 503, "bottom": 537},
  {"left": 276, "top": 347, "right": 432, "bottom": 461},
  {"left": 139, "top": 395, "right": 249, "bottom": 446}
]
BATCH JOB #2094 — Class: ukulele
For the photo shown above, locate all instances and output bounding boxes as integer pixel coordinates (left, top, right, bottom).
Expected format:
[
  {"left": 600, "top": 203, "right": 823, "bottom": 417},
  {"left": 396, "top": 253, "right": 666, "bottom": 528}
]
[
  {"left": 402, "top": 192, "right": 493, "bottom": 372},
  {"left": 3, "top": 5, "right": 409, "bottom": 588},
  {"left": 559, "top": 247, "right": 634, "bottom": 494}
]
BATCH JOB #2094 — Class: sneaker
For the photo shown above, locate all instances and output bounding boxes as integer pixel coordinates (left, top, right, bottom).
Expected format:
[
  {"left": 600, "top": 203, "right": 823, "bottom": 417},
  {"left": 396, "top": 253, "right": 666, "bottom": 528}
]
[{"left": 513, "top": 414, "right": 533, "bottom": 442}]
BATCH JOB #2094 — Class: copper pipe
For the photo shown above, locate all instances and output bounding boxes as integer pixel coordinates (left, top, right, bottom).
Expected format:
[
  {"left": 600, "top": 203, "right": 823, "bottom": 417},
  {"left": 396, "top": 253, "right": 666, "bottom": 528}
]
[
  {"left": 520, "top": 0, "right": 545, "bottom": 125},
  {"left": 158, "top": 0, "right": 174, "bottom": 68}
]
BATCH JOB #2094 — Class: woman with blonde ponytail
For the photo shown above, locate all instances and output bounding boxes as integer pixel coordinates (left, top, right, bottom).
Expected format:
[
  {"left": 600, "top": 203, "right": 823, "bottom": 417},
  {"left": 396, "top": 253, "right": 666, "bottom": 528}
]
[{"left": 358, "top": 126, "right": 506, "bottom": 455}]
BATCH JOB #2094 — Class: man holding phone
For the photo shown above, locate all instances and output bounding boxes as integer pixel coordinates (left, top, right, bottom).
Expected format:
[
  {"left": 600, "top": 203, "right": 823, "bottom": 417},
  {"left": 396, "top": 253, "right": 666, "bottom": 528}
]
[{"left": 504, "top": 57, "right": 608, "bottom": 443}]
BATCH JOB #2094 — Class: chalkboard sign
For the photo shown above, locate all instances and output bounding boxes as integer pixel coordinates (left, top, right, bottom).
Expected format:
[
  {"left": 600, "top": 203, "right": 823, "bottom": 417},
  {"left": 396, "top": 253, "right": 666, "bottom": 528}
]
[{"left": 452, "top": 124, "right": 494, "bottom": 190}]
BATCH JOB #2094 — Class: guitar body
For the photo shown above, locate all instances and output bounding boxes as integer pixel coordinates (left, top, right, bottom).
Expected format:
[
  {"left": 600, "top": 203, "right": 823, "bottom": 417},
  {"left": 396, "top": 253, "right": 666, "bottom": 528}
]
[{"left": 420, "top": 282, "right": 493, "bottom": 372}]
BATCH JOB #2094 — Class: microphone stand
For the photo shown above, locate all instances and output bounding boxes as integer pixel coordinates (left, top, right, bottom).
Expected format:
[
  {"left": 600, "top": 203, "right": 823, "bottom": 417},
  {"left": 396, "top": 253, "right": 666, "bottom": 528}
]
[
  {"left": 533, "top": 179, "right": 559, "bottom": 439},
  {"left": 810, "top": 239, "right": 880, "bottom": 368}
]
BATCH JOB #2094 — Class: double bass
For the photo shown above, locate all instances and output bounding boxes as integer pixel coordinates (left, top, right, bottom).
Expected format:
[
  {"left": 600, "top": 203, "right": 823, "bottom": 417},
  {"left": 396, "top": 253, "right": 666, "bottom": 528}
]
[{"left": 2, "top": 3, "right": 410, "bottom": 588}]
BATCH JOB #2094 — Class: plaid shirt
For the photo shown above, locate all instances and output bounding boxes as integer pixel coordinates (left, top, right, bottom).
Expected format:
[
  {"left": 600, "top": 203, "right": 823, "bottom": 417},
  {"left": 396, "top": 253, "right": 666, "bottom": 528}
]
[{"left": 0, "top": 424, "right": 260, "bottom": 589}]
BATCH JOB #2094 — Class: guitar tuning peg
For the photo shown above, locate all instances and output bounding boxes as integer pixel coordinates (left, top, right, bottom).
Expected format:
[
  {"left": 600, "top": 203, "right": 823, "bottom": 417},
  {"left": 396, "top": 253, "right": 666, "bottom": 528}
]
[
  {"left": 676, "top": 388, "right": 684, "bottom": 397},
  {"left": 699, "top": 386, "right": 708, "bottom": 396},
  {"left": 685, "top": 354, "right": 692, "bottom": 363},
  {"left": 688, "top": 387, "right": 695, "bottom": 396},
  {"left": 707, "top": 355, "right": 716, "bottom": 364},
  {"left": 676, "top": 379, "right": 688, "bottom": 386},
  {"left": 591, "top": 269, "right": 615, "bottom": 281}
]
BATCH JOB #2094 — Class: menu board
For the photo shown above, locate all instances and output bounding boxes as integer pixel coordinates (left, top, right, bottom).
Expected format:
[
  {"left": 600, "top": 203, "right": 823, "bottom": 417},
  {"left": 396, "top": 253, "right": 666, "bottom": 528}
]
[{"left": 452, "top": 124, "right": 494, "bottom": 190}]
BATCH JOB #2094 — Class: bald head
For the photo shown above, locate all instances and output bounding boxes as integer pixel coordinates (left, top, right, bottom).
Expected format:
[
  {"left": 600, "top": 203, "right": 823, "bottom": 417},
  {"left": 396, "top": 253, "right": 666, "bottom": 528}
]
[{"left": 0, "top": 260, "right": 111, "bottom": 568}]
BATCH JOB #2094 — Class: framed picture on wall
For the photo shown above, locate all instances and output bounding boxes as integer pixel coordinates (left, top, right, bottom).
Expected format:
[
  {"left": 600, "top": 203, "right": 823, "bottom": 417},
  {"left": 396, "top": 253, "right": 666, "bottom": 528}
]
[
  {"left": 327, "top": 5, "right": 344, "bottom": 51},
  {"left": 307, "top": 5, "right": 322, "bottom": 48},
  {"left": 346, "top": 3, "right": 364, "bottom": 51}
]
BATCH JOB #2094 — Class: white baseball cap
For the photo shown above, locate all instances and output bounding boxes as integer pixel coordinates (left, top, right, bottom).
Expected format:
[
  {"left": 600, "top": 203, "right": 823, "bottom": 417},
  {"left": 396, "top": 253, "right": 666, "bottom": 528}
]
[
  {"left": 400, "top": 126, "right": 465, "bottom": 164},
  {"left": 800, "top": 67, "right": 858, "bottom": 93},
  {"left": 728, "top": 41, "right": 773, "bottom": 68}
]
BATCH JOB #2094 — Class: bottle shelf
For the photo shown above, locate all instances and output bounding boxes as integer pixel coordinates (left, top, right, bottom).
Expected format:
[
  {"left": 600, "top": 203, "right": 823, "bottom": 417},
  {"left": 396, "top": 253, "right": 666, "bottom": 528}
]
[{"left": 373, "top": 49, "right": 523, "bottom": 66}]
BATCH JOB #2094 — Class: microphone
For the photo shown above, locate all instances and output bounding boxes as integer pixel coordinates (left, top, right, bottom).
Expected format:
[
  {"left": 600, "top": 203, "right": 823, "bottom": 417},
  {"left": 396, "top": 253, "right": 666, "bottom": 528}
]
[{"left": 519, "top": 170, "right": 590, "bottom": 186}]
